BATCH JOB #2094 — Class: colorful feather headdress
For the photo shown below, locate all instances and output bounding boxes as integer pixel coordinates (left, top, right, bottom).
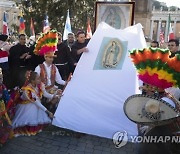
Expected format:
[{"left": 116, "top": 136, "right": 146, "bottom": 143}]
[
  {"left": 34, "top": 29, "right": 58, "bottom": 56},
  {"left": 129, "top": 47, "right": 180, "bottom": 89}
]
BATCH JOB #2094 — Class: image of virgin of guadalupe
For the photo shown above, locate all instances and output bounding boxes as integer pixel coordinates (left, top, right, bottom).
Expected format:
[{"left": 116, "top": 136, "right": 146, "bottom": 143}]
[
  {"left": 102, "top": 41, "right": 122, "bottom": 68},
  {"left": 100, "top": 6, "right": 126, "bottom": 29},
  {"left": 105, "top": 8, "right": 121, "bottom": 29}
]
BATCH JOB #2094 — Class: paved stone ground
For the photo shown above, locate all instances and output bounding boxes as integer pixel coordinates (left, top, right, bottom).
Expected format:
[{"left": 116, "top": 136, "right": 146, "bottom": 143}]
[{"left": 0, "top": 126, "right": 137, "bottom": 154}]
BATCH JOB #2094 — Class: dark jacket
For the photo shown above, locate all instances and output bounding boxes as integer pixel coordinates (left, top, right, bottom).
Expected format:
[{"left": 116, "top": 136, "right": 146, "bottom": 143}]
[
  {"left": 9, "top": 43, "right": 29, "bottom": 68},
  {"left": 54, "top": 43, "right": 75, "bottom": 66},
  {"left": 71, "top": 39, "right": 89, "bottom": 63}
]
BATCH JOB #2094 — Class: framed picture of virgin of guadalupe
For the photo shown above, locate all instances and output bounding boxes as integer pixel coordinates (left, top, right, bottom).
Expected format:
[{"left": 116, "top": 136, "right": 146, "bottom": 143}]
[{"left": 95, "top": 1, "right": 135, "bottom": 30}]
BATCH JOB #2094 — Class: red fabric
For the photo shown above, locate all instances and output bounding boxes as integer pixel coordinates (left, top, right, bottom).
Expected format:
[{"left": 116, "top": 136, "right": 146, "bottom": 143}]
[
  {"left": 0, "top": 51, "right": 8, "bottom": 58},
  {"left": 169, "top": 33, "right": 175, "bottom": 40},
  {"left": 14, "top": 124, "right": 48, "bottom": 136}
]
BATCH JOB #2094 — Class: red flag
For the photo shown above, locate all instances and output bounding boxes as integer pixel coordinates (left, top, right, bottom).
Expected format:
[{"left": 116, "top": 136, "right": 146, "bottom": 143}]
[
  {"left": 30, "top": 18, "right": 35, "bottom": 36},
  {"left": 168, "top": 14, "right": 175, "bottom": 41},
  {"left": 3, "top": 12, "right": 9, "bottom": 35},
  {"left": 86, "top": 18, "right": 92, "bottom": 39}
]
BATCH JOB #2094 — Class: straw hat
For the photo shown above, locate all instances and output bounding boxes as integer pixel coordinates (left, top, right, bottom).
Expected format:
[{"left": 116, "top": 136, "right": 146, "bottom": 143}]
[{"left": 124, "top": 94, "right": 180, "bottom": 126}]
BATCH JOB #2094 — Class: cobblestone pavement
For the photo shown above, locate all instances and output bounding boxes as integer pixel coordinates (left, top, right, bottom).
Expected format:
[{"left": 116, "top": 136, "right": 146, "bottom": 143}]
[{"left": 0, "top": 126, "right": 137, "bottom": 154}]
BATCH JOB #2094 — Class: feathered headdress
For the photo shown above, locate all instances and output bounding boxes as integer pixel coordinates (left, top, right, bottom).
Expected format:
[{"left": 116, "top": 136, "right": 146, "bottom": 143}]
[
  {"left": 129, "top": 47, "right": 180, "bottom": 89},
  {"left": 34, "top": 29, "right": 58, "bottom": 56}
]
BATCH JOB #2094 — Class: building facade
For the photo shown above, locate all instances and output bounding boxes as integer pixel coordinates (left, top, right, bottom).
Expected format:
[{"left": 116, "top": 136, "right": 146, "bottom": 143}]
[
  {"left": 0, "top": 0, "right": 20, "bottom": 34},
  {"left": 133, "top": 0, "right": 180, "bottom": 41},
  {"left": 150, "top": 8, "right": 180, "bottom": 41}
]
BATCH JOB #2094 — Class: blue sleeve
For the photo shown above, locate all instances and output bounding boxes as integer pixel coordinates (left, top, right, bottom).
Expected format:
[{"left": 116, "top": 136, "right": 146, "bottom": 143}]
[{"left": 3, "top": 89, "right": 10, "bottom": 103}]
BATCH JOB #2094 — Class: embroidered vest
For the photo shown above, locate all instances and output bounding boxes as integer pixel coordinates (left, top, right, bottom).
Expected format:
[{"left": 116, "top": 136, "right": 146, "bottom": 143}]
[
  {"left": 20, "top": 83, "right": 43, "bottom": 104},
  {"left": 39, "top": 64, "right": 56, "bottom": 90}
]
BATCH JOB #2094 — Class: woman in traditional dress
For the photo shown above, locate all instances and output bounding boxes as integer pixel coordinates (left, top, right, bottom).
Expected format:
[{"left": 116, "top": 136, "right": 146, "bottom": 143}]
[{"left": 12, "top": 71, "right": 61, "bottom": 136}]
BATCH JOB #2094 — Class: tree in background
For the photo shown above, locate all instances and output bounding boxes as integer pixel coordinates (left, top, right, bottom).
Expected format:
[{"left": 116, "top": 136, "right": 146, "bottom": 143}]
[{"left": 15, "top": 0, "right": 96, "bottom": 36}]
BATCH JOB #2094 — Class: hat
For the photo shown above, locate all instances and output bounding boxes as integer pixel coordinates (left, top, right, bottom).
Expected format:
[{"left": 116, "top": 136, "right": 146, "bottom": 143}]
[
  {"left": 0, "top": 34, "right": 8, "bottom": 42},
  {"left": 124, "top": 94, "right": 180, "bottom": 126},
  {"left": 145, "top": 99, "right": 160, "bottom": 114},
  {"left": 34, "top": 30, "right": 58, "bottom": 57},
  {"left": 129, "top": 47, "right": 180, "bottom": 89}
]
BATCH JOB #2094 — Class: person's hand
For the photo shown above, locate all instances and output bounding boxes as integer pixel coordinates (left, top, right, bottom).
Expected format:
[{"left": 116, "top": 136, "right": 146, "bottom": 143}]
[
  {"left": 20, "top": 53, "right": 28, "bottom": 59},
  {"left": 46, "top": 110, "right": 55, "bottom": 119},
  {"left": 56, "top": 89, "right": 62, "bottom": 97},
  {"left": 82, "top": 47, "right": 88, "bottom": 52},
  {"left": 25, "top": 54, "right": 32, "bottom": 59},
  {"left": 74, "top": 63, "right": 77, "bottom": 66},
  {"left": 77, "top": 47, "right": 88, "bottom": 54}
]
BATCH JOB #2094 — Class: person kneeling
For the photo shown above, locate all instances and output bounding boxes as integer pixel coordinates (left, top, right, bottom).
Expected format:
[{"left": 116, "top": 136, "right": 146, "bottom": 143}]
[{"left": 12, "top": 72, "right": 61, "bottom": 136}]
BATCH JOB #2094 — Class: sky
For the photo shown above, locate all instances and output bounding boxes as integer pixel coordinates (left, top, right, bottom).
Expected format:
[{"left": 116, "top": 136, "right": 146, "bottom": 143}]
[{"left": 157, "top": 0, "right": 180, "bottom": 8}]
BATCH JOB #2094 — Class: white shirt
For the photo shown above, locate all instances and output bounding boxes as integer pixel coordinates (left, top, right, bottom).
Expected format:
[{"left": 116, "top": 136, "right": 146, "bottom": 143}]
[{"left": 35, "top": 62, "right": 66, "bottom": 86}]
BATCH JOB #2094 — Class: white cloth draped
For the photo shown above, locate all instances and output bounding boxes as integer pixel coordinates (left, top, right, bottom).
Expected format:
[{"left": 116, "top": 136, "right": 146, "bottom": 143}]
[{"left": 53, "top": 23, "right": 147, "bottom": 139}]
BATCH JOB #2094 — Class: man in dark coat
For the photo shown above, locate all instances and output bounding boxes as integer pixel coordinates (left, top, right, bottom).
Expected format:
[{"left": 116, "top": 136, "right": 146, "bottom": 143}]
[
  {"left": 9, "top": 34, "right": 30, "bottom": 88},
  {"left": 54, "top": 33, "right": 75, "bottom": 80},
  {"left": 71, "top": 31, "right": 89, "bottom": 72},
  {"left": 63, "top": 32, "right": 75, "bottom": 50}
]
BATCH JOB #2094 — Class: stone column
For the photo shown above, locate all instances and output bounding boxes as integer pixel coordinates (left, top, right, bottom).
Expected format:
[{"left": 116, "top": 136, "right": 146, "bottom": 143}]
[
  {"left": 150, "top": 20, "right": 154, "bottom": 40},
  {"left": 174, "top": 20, "right": 177, "bottom": 34},
  {"left": 157, "top": 20, "right": 161, "bottom": 41}
]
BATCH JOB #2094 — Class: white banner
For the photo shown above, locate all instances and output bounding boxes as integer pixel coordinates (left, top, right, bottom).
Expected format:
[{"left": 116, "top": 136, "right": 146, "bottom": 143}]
[{"left": 53, "top": 22, "right": 147, "bottom": 139}]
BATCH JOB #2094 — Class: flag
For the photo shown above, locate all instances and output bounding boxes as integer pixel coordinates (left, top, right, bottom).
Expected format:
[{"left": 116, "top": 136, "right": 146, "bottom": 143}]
[
  {"left": 168, "top": 14, "right": 175, "bottom": 41},
  {"left": 86, "top": 18, "right": 92, "bottom": 39},
  {"left": 30, "top": 18, "right": 35, "bottom": 36},
  {"left": 43, "top": 15, "right": 50, "bottom": 33},
  {"left": 3, "top": 12, "right": 9, "bottom": 35},
  {"left": 63, "top": 10, "right": 72, "bottom": 40},
  {"left": 159, "top": 28, "right": 165, "bottom": 46},
  {"left": 19, "top": 11, "right": 25, "bottom": 34}
]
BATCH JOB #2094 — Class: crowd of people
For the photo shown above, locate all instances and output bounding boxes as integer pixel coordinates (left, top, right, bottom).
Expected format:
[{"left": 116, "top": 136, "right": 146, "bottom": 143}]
[{"left": 0, "top": 28, "right": 180, "bottom": 149}]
